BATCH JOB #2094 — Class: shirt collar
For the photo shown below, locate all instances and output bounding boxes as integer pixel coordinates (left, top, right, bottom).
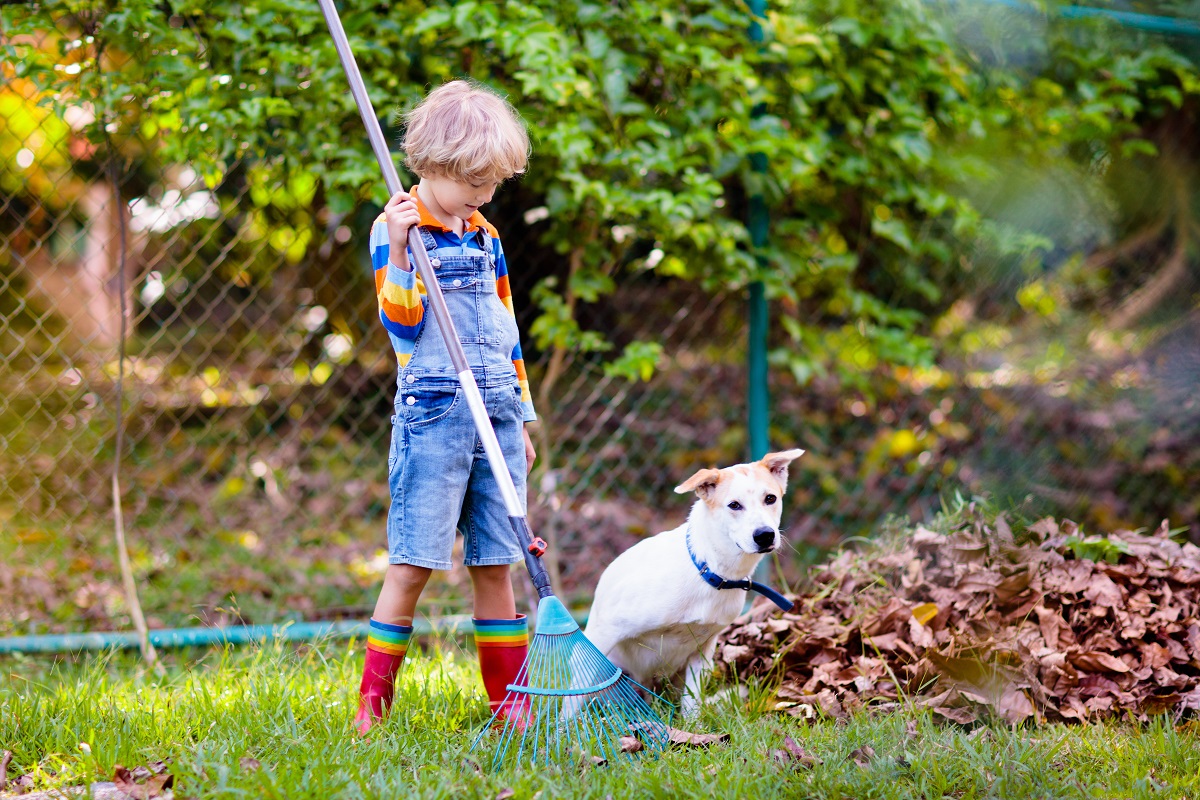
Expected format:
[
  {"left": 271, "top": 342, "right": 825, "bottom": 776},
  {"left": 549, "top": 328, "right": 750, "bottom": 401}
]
[{"left": 413, "top": 190, "right": 487, "bottom": 235}]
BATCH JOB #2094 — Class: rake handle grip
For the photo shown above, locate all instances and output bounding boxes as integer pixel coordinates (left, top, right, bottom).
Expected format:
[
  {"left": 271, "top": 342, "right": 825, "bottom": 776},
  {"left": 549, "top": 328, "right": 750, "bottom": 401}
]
[
  {"left": 318, "top": 0, "right": 552, "bottom": 592},
  {"left": 510, "top": 517, "right": 553, "bottom": 598}
]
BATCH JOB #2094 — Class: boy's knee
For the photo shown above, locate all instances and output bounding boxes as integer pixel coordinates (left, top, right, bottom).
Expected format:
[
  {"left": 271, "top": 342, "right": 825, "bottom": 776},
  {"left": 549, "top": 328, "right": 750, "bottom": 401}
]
[
  {"left": 385, "top": 563, "right": 432, "bottom": 591},
  {"left": 468, "top": 565, "right": 512, "bottom": 588}
]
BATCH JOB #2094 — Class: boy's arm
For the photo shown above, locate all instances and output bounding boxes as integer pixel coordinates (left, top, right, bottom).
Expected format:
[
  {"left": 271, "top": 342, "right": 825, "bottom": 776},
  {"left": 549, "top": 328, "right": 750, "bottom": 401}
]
[
  {"left": 492, "top": 233, "right": 537, "bottom": 422},
  {"left": 371, "top": 216, "right": 426, "bottom": 362}
]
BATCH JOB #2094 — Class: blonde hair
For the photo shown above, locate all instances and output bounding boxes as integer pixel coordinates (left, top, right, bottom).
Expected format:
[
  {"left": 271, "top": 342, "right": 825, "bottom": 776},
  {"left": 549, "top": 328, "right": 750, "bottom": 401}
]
[{"left": 400, "top": 81, "right": 529, "bottom": 182}]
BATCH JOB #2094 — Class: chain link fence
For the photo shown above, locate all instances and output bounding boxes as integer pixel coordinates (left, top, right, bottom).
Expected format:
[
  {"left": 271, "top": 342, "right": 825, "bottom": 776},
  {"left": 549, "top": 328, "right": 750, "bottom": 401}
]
[{"left": 3, "top": 10, "right": 1197, "bottom": 637}]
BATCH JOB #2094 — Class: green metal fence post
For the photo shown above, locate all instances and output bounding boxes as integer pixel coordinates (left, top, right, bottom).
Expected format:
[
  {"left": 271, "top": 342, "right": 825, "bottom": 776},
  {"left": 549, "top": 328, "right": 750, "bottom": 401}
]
[
  {"left": 747, "top": 0, "right": 769, "bottom": 464},
  {"left": 747, "top": 1, "right": 773, "bottom": 595}
]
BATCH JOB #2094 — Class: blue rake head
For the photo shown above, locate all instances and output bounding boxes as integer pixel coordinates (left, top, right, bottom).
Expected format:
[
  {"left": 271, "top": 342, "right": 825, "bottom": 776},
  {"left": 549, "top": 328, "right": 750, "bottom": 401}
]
[{"left": 469, "top": 596, "right": 673, "bottom": 770}]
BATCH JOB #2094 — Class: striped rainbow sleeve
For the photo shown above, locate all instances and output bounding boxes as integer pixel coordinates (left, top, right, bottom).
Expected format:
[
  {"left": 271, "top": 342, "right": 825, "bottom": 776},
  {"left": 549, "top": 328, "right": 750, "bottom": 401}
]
[
  {"left": 370, "top": 216, "right": 426, "bottom": 366},
  {"left": 491, "top": 233, "right": 537, "bottom": 422}
]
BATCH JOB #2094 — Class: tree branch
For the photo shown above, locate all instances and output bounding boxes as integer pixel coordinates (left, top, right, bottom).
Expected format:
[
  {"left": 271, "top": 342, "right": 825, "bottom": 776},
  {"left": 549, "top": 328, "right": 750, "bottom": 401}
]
[{"left": 1112, "top": 179, "right": 1194, "bottom": 330}]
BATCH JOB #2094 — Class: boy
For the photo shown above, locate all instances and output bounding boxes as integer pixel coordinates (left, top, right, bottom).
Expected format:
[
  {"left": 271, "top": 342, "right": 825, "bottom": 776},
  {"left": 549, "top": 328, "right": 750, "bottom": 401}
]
[{"left": 355, "top": 80, "right": 536, "bottom": 734}]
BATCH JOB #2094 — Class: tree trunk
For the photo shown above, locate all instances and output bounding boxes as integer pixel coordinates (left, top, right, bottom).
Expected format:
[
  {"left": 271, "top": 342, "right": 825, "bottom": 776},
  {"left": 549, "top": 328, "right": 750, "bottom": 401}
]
[{"left": 77, "top": 179, "right": 133, "bottom": 347}]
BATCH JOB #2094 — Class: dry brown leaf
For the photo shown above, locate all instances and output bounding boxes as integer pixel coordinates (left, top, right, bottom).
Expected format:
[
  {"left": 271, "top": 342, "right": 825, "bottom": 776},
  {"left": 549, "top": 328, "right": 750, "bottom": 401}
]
[
  {"left": 997, "top": 686, "right": 1035, "bottom": 725},
  {"left": 1070, "top": 651, "right": 1131, "bottom": 673},
  {"left": 239, "top": 757, "right": 261, "bottom": 772},
  {"left": 496, "top": 789, "right": 516, "bottom": 800},
  {"left": 848, "top": 745, "right": 876, "bottom": 767},
  {"left": 113, "top": 764, "right": 173, "bottom": 799},
  {"left": 782, "top": 736, "right": 820, "bottom": 768},
  {"left": 666, "top": 727, "right": 730, "bottom": 747},
  {"left": 721, "top": 644, "right": 751, "bottom": 663},
  {"left": 9, "top": 774, "right": 35, "bottom": 794},
  {"left": 0, "top": 749, "right": 11, "bottom": 792},
  {"left": 933, "top": 705, "right": 977, "bottom": 725},
  {"left": 619, "top": 736, "right": 643, "bottom": 753}
]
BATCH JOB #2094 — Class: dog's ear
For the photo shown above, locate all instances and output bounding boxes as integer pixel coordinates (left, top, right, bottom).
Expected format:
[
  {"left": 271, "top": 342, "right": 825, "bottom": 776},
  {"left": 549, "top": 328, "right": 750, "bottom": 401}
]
[
  {"left": 760, "top": 449, "right": 805, "bottom": 486},
  {"left": 675, "top": 467, "right": 722, "bottom": 500}
]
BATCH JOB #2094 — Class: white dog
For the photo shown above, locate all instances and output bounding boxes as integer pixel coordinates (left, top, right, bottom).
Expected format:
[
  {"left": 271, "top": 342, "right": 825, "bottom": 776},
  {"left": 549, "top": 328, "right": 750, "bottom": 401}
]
[{"left": 584, "top": 449, "right": 804, "bottom": 715}]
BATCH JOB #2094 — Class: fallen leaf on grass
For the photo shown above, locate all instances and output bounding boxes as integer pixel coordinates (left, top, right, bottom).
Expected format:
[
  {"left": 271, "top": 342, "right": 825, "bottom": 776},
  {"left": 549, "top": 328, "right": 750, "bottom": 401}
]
[
  {"left": 496, "top": 789, "right": 516, "bottom": 800},
  {"left": 239, "top": 757, "right": 260, "bottom": 772},
  {"left": 1, "top": 749, "right": 11, "bottom": 791},
  {"left": 666, "top": 727, "right": 730, "bottom": 747},
  {"left": 771, "top": 736, "right": 820, "bottom": 769},
  {"left": 933, "top": 705, "right": 978, "bottom": 725},
  {"left": 848, "top": 745, "right": 875, "bottom": 767},
  {"left": 113, "top": 764, "right": 173, "bottom": 799},
  {"left": 627, "top": 721, "right": 729, "bottom": 748},
  {"left": 619, "top": 736, "right": 643, "bottom": 753}
]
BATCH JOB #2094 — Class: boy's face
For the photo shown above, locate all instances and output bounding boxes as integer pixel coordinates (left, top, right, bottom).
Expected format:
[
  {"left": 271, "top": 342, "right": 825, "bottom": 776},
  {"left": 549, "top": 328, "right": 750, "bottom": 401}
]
[{"left": 420, "top": 173, "right": 503, "bottom": 224}]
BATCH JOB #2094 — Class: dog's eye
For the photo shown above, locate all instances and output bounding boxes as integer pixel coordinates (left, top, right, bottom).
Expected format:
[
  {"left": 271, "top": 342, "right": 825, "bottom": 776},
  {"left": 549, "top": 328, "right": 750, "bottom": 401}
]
[
  {"left": 727, "top": 501, "right": 743, "bottom": 511},
  {"left": 765, "top": 494, "right": 777, "bottom": 505}
]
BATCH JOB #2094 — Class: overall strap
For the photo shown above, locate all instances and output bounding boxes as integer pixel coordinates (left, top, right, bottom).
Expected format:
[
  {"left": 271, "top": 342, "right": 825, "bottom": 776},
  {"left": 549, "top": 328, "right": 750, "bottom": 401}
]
[
  {"left": 474, "top": 225, "right": 494, "bottom": 264},
  {"left": 418, "top": 226, "right": 439, "bottom": 255}
]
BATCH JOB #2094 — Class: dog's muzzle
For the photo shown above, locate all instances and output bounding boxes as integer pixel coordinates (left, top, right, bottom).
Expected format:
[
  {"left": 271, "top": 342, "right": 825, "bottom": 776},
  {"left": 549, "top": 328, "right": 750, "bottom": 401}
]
[{"left": 752, "top": 526, "right": 777, "bottom": 552}]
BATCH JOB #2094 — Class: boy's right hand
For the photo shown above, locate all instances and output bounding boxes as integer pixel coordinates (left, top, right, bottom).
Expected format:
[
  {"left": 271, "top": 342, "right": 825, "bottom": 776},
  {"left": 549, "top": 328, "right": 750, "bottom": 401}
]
[{"left": 384, "top": 190, "right": 421, "bottom": 270}]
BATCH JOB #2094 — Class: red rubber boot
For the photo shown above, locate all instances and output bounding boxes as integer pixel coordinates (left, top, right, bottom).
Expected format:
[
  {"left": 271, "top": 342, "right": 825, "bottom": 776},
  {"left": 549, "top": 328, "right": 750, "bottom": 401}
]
[
  {"left": 473, "top": 614, "right": 529, "bottom": 727},
  {"left": 353, "top": 620, "right": 411, "bottom": 735}
]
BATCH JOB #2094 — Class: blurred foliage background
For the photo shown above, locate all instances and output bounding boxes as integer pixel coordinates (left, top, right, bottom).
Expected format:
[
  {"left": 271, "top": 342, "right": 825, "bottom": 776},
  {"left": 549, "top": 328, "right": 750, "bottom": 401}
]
[{"left": 1, "top": 0, "right": 1198, "bottom": 636}]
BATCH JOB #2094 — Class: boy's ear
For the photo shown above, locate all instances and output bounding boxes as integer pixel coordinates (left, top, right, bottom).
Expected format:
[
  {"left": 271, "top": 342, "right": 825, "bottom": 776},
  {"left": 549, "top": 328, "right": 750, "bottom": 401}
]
[
  {"left": 760, "top": 449, "right": 805, "bottom": 486},
  {"left": 676, "top": 468, "right": 722, "bottom": 501}
]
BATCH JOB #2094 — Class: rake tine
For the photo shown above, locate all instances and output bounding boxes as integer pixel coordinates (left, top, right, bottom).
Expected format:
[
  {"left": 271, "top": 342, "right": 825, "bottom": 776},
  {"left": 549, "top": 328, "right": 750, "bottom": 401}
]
[{"left": 470, "top": 597, "right": 673, "bottom": 770}]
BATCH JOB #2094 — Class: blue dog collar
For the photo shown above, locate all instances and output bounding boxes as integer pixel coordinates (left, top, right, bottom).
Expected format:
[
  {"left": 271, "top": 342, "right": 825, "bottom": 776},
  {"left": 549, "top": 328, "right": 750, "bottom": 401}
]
[{"left": 684, "top": 527, "right": 794, "bottom": 613}]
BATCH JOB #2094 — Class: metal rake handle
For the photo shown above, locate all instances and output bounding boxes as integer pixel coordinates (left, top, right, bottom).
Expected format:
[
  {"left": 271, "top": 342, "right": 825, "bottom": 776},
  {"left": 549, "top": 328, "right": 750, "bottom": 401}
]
[{"left": 317, "top": 0, "right": 552, "bottom": 597}]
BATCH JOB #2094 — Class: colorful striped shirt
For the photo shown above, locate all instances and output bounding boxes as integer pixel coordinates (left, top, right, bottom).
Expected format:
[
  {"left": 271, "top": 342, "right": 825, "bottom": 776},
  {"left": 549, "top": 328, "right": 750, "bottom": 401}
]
[{"left": 369, "top": 199, "right": 536, "bottom": 422}]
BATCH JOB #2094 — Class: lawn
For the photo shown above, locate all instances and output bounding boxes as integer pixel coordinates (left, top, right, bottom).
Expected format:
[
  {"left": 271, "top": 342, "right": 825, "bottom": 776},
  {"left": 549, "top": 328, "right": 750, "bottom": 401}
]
[{"left": 2, "top": 639, "right": 1198, "bottom": 799}]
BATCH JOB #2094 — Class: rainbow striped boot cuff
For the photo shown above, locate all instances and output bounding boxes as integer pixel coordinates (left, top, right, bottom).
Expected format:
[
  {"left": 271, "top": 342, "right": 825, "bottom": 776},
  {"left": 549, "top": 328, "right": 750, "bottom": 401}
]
[
  {"left": 472, "top": 615, "right": 529, "bottom": 649},
  {"left": 367, "top": 619, "right": 412, "bottom": 657}
]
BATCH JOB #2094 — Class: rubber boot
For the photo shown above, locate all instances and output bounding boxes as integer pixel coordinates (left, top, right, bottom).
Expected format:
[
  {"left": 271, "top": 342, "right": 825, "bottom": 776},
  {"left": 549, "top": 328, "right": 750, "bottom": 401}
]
[
  {"left": 473, "top": 614, "right": 529, "bottom": 727},
  {"left": 353, "top": 619, "right": 412, "bottom": 735}
]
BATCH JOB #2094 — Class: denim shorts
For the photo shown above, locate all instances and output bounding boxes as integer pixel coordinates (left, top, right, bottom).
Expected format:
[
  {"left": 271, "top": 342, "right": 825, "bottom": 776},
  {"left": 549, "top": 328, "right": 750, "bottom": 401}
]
[{"left": 386, "top": 378, "right": 527, "bottom": 570}]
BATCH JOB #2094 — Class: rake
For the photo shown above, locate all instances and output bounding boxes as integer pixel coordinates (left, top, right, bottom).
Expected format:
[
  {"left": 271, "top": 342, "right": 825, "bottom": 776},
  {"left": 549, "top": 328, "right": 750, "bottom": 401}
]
[{"left": 316, "top": 0, "right": 673, "bottom": 769}]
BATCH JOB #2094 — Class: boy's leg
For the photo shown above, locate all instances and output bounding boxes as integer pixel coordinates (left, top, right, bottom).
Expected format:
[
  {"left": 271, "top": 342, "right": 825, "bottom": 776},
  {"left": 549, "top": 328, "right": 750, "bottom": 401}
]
[
  {"left": 355, "top": 564, "right": 431, "bottom": 734},
  {"left": 468, "top": 564, "right": 516, "bottom": 620},
  {"left": 469, "top": 566, "right": 528, "bottom": 723}
]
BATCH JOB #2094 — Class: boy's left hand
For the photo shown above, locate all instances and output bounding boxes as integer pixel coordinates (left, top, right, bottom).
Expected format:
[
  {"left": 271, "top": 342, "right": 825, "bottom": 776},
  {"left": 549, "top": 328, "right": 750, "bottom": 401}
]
[{"left": 523, "top": 427, "right": 536, "bottom": 473}]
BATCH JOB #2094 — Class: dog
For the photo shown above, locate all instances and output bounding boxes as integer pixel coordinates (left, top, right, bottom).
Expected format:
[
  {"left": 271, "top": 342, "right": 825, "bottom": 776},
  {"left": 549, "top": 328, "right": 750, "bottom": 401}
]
[{"left": 584, "top": 449, "right": 804, "bottom": 716}]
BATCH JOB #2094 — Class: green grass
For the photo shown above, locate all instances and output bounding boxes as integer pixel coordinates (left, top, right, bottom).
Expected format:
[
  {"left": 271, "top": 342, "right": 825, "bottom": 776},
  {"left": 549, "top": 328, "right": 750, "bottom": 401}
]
[{"left": 3, "top": 640, "right": 1198, "bottom": 799}]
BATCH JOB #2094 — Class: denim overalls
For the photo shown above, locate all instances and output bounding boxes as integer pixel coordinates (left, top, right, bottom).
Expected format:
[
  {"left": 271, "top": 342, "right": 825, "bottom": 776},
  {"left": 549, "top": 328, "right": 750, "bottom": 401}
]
[{"left": 386, "top": 224, "right": 528, "bottom": 570}]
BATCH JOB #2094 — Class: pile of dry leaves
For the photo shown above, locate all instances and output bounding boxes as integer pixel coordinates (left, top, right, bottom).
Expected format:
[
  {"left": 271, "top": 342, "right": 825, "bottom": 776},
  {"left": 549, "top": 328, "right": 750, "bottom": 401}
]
[{"left": 717, "top": 511, "right": 1200, "bottom": 724}]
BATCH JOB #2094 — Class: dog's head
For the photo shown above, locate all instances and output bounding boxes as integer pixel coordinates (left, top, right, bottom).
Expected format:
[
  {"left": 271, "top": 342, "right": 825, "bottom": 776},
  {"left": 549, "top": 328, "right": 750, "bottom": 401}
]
[{"left": 674, "top": 449, "right": 805, "bottom": 555}]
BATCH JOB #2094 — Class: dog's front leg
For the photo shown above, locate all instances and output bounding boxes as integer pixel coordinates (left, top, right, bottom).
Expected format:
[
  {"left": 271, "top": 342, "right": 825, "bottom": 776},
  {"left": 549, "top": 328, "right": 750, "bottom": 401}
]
[{"left": 680, "top": 653, "right": 711, "bottom": 718}]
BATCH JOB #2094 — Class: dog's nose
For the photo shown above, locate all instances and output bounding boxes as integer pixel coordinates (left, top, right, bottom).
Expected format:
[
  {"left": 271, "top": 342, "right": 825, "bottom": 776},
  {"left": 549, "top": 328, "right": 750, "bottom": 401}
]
[{"left": 752, "top": 527, "right": 776, "bottom": 549}]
